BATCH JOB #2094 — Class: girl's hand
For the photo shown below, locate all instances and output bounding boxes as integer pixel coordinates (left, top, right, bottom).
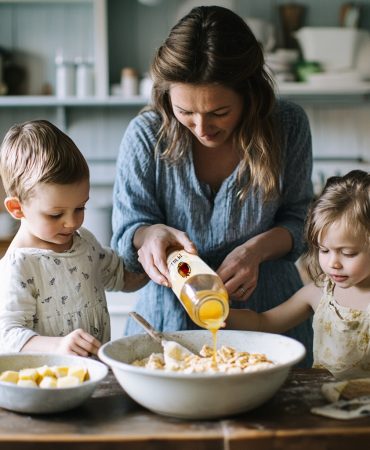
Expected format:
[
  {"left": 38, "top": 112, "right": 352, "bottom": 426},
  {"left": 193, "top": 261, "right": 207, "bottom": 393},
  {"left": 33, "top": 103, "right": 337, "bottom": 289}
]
[
  {"left": 217, "top": 242, "right": 261, "bottom": 301},
  {"left": 57, "top": 329, "right": 101, "bottom": 356},
  {"left": 135, "top": 224, "right": 197, "bottom": 286}
]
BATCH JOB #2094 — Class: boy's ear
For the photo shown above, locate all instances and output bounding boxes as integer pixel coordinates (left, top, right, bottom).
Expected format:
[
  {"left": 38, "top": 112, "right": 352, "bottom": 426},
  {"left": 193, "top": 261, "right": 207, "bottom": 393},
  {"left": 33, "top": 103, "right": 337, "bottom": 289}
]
[{"left": 4, "top": 197, "right": 24, "bottom": 220}]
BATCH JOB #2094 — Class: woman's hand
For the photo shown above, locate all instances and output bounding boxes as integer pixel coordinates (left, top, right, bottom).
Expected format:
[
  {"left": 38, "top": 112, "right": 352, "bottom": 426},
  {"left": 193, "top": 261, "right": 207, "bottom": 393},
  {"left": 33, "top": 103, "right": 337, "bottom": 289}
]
[
  {"left": 217, "top": 228, "right": 293, "bottom": 301},
  {"left": 135, "top": 224, "right": 197, "bottom": 286},
  {"left": 217, "top": 242, "right": 261, "bottom": 301}
]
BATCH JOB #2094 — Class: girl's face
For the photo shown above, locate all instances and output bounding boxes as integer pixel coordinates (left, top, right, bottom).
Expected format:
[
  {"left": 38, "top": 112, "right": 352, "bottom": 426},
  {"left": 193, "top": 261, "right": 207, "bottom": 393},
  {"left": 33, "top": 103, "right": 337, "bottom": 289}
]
[
  {"left": 169, "top": 83, "right": 244, "bottom": 149},
  {"left": 20, "top": 179, "right": 89, "bottom": 251},
  {"left": 318, "top": 220, "right": 370, "bottom": 289}
]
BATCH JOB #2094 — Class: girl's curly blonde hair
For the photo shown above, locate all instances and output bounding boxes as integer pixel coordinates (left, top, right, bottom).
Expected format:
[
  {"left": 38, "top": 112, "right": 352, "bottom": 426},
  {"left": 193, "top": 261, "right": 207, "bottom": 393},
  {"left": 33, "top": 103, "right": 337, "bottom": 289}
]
[{"left": 303, "top": 170, "right": 370, "bottom": 284}]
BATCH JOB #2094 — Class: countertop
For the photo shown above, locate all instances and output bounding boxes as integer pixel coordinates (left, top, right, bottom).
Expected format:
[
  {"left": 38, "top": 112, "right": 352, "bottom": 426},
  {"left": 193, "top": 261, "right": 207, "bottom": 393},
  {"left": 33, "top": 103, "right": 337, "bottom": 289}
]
[{"left": 1, "top": 368, "right": 370, "bottom": 450}]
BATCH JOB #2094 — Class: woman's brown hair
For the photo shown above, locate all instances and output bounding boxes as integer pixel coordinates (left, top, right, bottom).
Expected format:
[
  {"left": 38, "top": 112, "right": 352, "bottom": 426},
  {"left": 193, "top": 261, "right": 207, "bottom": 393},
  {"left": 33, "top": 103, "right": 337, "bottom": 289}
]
[{"left": 149, "top": 5, "right": 280, "bottom": 201}]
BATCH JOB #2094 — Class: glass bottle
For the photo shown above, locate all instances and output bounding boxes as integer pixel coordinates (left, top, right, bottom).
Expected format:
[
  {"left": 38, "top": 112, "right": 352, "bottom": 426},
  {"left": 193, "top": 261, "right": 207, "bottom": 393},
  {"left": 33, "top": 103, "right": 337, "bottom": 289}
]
[{"left": 167, "top": 250, "right": 229, "bottom": 332}]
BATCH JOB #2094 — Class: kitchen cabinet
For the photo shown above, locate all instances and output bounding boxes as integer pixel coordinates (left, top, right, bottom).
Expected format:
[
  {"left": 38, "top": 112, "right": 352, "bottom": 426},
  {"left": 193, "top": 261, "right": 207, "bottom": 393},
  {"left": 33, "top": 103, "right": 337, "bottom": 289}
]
[{"left": 0, "top": 0, "right": 108, "bottom": 97}]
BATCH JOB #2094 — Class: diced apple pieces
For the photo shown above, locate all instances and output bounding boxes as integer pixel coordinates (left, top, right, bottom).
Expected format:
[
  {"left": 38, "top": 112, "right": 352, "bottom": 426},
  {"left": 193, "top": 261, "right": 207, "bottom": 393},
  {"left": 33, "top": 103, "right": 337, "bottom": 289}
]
[
  {"left": 0, "top": 370, "right": 19, "bottom": 384},
  {"left": 51, "top": 366, "right": 69, "bottom": 378},
  {"left": 39, "top": 376, "right": 58, "bottom": 389},
  {"left": 37, "top": 365, "right": 55, "bottom": 378},
  {"left": 67, "top": 366, "right": 87, "bottom": 382},
  {"left": 56, "top": 375, "right": 81, "bottom": 388},
  {"left": 19, "top": 368, "right": 39, "bottom": 382},
  {"left": 17, "top": 379, "right": 38, "bottom": 388},
  {"left": 0, "top": 365, "right": 89, "bottom": 388}
]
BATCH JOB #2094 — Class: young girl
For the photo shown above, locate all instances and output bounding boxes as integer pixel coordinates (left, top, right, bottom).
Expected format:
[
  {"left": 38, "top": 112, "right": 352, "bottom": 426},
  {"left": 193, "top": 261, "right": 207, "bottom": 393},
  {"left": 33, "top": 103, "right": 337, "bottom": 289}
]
[
  {"left": 0, "top": 120, "right": 147, "bottom": 356},
  {"left": 227, "top": 170, "right": 370, "bottom": 379}
]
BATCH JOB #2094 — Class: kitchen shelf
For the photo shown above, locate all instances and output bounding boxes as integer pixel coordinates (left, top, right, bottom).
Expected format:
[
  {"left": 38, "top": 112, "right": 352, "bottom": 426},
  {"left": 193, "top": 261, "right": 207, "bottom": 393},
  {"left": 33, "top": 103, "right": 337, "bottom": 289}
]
[
  {"left": 0, "top": 95, "right": 148, "bottom": 107},
  {"left": 277, "top": 81, "right": 370, "bottom": 105},
  {"left": 1, "top": 81, "right": 370, "bottom": 108}
]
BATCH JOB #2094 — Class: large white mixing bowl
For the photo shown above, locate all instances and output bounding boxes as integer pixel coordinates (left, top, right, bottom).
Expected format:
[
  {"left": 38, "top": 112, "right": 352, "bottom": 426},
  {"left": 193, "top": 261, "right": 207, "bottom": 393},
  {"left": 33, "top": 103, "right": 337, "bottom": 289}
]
[{"left": 99, "top": 330, "right": 305, "bottom": 419}]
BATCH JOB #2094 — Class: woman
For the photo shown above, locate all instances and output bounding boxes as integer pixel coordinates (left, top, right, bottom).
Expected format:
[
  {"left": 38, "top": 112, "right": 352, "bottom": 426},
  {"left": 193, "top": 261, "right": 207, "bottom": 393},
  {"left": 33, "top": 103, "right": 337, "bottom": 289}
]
[{"left": 111, "top": 6, "right": 314, "bottom": 365}]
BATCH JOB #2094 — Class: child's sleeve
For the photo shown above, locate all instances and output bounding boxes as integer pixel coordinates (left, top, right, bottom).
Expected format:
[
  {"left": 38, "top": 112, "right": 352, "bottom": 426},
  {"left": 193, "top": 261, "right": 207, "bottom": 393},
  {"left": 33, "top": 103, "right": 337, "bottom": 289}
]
[
  {"left": 0, "top": 254, "right": 39, "bottom": 352},
  {"left": 80, "top": 228, "right": 125, "bottom": 291},
  {"left": 99, "top": 246, "right": 126, "bottom": 291}
]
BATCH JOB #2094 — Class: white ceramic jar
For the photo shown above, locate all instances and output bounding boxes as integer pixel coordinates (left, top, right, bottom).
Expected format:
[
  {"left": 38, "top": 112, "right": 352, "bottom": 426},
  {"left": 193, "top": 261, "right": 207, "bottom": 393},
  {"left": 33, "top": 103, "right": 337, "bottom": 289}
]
[
  {"left": 55, "top": 57, "right": 75, "bottom": 97},
  {"left": 76, "top": 59, "right": 95, "bottom": 97},
  {"left": 121, "top": 67, "right": 139, "bottom": 97}
]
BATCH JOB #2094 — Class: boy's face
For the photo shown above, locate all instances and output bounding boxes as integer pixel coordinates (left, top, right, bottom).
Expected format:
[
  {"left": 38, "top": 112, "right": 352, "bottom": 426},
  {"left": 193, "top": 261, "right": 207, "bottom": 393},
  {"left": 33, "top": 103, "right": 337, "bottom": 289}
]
[{"left": 20, "top": 179, "right": 89, "bottom": 251}]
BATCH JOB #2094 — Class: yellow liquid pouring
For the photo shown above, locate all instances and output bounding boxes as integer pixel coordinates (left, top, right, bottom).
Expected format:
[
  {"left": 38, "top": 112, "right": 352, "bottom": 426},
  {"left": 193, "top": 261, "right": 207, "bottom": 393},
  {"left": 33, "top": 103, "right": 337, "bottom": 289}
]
[{"left": 180, "top": 288, "right": 229, "bottom": 366}]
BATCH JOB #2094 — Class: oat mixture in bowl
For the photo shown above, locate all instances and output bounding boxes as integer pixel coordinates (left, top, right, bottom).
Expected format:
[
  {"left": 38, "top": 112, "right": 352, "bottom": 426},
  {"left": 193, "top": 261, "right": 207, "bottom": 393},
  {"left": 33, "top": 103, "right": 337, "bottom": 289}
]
[
  {"left": 132, "top": 341, "right": 274, "bottom": 374},
  {"left": 99, "top": 330, "right": 305, "bottom": 419}
]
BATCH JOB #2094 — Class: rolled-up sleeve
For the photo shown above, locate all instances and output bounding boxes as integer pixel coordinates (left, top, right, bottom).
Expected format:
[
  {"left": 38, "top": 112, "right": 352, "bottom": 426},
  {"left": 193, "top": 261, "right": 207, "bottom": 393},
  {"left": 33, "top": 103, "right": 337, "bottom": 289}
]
[
  {"left": 111, "top": 113, "right": 165, "bottom": 271},
  {"left": 0, "top": 256, "right": 38, "bottom": 352}
]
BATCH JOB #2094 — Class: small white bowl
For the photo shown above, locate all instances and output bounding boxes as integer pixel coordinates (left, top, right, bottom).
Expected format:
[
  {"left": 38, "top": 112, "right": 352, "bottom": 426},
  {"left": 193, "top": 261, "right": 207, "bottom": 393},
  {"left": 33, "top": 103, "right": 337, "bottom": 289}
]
[
  {"left": 0, "top": 353, "right": 108, "bottom": 414},
  {"left": 99, "top": 330, "right": 305, "bottom": 419}
]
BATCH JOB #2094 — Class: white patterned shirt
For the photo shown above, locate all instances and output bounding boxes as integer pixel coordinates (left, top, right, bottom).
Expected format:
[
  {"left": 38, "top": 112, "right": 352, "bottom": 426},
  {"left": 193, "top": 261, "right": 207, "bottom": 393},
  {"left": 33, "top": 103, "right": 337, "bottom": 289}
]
[{"left": 0, "top": 227, "right": 125, "bottom": 352}]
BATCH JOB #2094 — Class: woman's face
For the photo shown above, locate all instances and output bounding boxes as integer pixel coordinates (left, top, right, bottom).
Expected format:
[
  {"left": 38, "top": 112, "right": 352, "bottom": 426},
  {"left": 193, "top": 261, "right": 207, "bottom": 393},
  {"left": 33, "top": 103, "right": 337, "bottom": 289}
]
[{"left": 169, "top": 83, "right": 244, "bottom": 149}]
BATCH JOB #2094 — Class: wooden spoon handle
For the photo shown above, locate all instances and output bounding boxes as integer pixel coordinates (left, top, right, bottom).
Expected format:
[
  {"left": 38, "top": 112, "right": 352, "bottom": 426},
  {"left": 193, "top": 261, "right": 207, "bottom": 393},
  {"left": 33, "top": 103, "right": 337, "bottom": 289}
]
[{"left": 128, "top": 311, "right": 163, "bottom": 344}]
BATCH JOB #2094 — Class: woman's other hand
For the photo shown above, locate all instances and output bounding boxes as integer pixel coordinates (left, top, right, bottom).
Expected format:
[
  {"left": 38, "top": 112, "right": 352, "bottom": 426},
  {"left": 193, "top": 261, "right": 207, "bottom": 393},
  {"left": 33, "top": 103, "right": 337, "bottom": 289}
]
[
  {"left": 135, "top": 224, "right": 197, "bottom": 286},
  {"left": 217, "top": 242, "right": 261, "bottom": 301},
  {"left": 217, "top": 228, "right": 293, "bottom": 301}
]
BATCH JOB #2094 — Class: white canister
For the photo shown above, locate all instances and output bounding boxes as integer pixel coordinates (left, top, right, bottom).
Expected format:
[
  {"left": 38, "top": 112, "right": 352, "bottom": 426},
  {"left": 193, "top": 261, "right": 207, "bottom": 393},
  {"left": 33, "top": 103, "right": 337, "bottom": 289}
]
[
  {"left": 76, "top": 60, "right": 95, "bottom": 98},
  {"left": 139, "top": 73, "right": 153, "bottom": 98},
  {"left": 55, "top": 58, "right": 75, "bottom": 97},
  {"left": 121, "top": 67, "right": 139, "bottom": 97}
]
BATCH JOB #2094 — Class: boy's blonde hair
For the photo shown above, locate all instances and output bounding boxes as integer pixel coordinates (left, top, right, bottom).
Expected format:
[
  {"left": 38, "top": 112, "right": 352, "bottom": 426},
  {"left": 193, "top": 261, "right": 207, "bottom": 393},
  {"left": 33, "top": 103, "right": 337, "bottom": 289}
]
[
  {"left": 304, "top": 170, "right": 370, "bottom": 283},
  {"left": 0, "top": 120, "right": 89, "bottom": 202}
]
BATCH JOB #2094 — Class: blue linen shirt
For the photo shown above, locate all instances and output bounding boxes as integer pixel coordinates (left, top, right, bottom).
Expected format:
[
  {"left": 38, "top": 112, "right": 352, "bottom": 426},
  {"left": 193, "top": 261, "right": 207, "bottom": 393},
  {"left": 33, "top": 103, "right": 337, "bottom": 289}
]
[{"left": 112, "top": 98, "right": 314, "bottom": 366}]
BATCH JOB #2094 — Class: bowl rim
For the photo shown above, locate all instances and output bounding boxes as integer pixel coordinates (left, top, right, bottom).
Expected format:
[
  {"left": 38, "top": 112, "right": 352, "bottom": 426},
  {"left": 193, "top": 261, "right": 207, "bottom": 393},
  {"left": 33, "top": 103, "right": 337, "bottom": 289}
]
[
  {"left": 0, "top": 352, "right": 109, "bottom": 390},
  {"left": 98, "top": 330, "right": 306, "bottom": 380}
]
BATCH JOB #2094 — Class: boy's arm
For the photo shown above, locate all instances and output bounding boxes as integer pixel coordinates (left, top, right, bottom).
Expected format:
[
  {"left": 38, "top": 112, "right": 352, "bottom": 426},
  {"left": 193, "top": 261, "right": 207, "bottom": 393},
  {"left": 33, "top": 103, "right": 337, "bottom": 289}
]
[
  {"left": 123, "top": 270, "right": 149, "bottom": 292},
  {"left": 21, "top": 329, "right": 101, "bottom": 356},
  {"left": 226, "top": 283, "right": 318, "bottom": 333}
]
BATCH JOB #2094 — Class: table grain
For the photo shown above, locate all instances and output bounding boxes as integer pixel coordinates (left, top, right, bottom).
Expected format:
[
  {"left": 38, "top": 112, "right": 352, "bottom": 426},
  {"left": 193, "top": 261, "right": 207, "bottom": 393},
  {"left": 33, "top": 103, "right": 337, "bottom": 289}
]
[{"left": 0, "top": 368, "right": 370, "bottom": 450}]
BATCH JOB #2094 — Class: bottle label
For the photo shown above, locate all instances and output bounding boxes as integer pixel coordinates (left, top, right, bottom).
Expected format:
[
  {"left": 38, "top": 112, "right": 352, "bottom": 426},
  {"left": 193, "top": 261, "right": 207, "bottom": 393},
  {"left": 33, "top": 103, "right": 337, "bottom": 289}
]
[{"left": 167, "top": 250, "right": 216, "bottom": 298}]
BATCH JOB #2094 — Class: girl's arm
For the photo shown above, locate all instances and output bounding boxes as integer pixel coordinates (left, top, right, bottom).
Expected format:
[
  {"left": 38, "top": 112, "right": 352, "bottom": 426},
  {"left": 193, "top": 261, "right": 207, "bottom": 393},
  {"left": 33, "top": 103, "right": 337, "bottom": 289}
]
[{"left": 226, "top": 283, "right": 320, "bottom": 333}]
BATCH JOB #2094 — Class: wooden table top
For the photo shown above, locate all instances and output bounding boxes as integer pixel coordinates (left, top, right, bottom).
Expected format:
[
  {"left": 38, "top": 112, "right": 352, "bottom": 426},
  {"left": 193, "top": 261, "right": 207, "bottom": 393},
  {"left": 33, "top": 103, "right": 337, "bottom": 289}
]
[{"left": 1, "top": 368, "right": 370, "bottom": 450}]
